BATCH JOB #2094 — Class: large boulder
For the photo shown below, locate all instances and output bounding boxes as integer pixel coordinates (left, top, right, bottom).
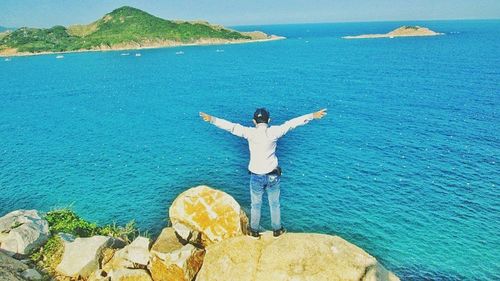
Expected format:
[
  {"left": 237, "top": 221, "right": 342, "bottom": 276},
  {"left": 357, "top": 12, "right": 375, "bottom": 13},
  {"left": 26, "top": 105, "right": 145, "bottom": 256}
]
[
  {"left": 149, "top": 227, "right": 204, "bottom": 281},
  {"left": 196, "top": 232, "right": 400, "bottom": 281},
  {"left": 0, "top": 210, "right": 49, "bottom": 257},
  {"left": 56, "top": 235, "right": 123, "bottom": 278},
  {"left": 0, "top": 251, "right": 29, "bottom": 281},
  {"left": 169, "top": 185, "right": 248, "bottom": 247}
]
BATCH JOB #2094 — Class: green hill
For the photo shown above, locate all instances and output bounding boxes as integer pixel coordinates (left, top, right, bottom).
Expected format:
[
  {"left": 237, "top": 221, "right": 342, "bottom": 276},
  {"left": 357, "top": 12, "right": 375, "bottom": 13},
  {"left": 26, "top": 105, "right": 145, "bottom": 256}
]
[{"left": 0, "top": 6, "right": 275, "bottom": 55}]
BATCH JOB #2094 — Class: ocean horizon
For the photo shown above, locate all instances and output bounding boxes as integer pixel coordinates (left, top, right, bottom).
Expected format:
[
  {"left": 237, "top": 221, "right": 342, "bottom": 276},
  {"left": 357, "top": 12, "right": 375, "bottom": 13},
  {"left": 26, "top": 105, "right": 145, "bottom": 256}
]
[{"left": 1, "top": 20, "right": 499, "bottom": 280}]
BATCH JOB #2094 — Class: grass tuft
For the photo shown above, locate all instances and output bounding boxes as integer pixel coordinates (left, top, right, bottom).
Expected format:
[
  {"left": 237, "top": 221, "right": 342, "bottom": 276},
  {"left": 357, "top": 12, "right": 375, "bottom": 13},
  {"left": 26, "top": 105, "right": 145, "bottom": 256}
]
[
  {"left": 99, "top": 220, "right": 138, "bottom": 243},
  {"left": 30, "top": 235, "right": 64, "bottom": 273}
]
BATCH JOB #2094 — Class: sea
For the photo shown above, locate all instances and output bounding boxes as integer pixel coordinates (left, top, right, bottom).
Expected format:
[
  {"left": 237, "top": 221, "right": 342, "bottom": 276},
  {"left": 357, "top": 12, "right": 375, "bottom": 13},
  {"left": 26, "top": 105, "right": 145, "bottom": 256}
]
[{"left": 1, "top": 20, "right": 499, "bottom": 280}]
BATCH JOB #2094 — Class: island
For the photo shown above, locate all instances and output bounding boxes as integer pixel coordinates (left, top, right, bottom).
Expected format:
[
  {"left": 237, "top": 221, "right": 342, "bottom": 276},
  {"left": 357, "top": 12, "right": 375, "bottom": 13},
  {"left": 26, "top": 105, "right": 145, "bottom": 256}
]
[
  {"left": 343, "top": 25, "right": 443, "bottom": 39},
  {"left": 0, "top": 6, "right": 285, "bottom": 57}
]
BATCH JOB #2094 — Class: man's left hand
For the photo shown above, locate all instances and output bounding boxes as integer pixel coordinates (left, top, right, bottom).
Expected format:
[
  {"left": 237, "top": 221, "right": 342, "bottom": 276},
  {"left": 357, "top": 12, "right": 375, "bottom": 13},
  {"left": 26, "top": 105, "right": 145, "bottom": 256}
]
[{"left": 199, "top": 112, "right": 213, "bottom": 122}]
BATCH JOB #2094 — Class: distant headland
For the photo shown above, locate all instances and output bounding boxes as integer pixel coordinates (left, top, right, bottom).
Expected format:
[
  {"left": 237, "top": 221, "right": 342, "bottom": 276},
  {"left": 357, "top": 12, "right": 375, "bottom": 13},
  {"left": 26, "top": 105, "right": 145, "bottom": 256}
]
[
  {"left": 343, "top": 26, "right": 444, "bottom": 39},
  {"left": 0, "top": 6, "right": 285, "bottom": 57}
]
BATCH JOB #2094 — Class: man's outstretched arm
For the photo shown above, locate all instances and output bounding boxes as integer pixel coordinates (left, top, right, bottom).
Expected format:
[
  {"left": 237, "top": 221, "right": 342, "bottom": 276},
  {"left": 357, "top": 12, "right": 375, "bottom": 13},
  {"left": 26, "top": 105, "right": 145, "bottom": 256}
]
[
  {"left": 271, "top": 108, "right": 327, "bottom": 139},
  {"left": 199, "top": 112, "right": 250, "bottom": 139}
]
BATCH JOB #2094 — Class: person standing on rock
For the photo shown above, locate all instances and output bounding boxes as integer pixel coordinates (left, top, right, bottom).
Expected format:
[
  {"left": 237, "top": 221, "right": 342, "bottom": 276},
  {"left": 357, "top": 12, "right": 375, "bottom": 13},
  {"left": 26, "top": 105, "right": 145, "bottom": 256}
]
[{"left": 199, "top": 108, "right": 327, "bottom": 238}]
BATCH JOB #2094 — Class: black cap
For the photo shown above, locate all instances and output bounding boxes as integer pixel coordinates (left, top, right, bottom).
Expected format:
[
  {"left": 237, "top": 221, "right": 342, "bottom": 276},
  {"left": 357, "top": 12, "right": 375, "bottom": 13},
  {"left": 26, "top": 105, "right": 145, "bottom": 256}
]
[{"left": 253, "top": 108, "right": 270, "bottom": 124}]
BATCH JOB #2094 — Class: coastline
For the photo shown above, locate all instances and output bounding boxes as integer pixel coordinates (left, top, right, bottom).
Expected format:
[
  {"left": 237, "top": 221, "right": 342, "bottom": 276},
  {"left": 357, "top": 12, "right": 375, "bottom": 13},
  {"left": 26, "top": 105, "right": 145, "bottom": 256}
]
[{"left": 0, "top": 35, "right": 286, "bottom": 58}]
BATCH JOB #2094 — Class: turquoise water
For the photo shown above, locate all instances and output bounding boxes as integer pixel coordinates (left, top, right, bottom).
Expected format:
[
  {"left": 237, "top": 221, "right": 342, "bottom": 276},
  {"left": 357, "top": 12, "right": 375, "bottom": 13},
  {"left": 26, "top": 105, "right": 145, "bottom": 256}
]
[{"left": 1, "top": 20, "right": 499, "bottom": 280}]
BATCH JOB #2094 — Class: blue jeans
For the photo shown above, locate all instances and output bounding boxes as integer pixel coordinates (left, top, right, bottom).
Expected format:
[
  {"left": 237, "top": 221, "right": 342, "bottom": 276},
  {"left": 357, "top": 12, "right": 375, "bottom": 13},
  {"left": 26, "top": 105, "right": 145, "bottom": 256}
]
[{"left": 249, "top": 173, "right": 281, "bottom": 231}]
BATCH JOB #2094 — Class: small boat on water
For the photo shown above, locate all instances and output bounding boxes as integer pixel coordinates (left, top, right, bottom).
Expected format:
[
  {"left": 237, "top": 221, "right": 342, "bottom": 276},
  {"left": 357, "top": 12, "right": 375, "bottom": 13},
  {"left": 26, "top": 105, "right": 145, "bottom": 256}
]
[
  {"left": 135, "top": 53, "right": 141, "bottom": 57},
  {"left": 56, "top": 55, "right": 64, "bottom": 59},
  {"left": 4, "top": 58, "right": 11, "bottom": 62},
  {"left": 175, "top": 51, "right": 184, "bottom": 55},
  {"left": 121, "top": 53, "right": 130, "bottom": 56},
  {"left": 216, "top": 49, "right": 224, "bottom": 53}
]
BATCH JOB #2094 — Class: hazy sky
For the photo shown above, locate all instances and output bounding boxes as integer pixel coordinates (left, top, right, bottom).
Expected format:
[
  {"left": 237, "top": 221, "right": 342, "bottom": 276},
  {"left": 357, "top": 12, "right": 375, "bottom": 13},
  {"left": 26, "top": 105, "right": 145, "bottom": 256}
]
[{"left": 1, "top": 0, "right": 499, "bottom": 28}]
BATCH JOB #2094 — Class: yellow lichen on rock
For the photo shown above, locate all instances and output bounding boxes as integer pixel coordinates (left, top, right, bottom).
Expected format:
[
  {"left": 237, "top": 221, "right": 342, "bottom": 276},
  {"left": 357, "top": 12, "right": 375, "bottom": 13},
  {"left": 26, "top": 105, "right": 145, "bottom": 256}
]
[
  {"left": 149, "top": 227, "right": 205, "bottom": 281},
  {"left": 197, "top": 232, "right": 400, "bottom": 281},
  {"left": 150, "top": 250, "right": 204, "bottom": 281},
  {"left": 169, "top": 185, "right": 248, "bottom": 246},
  {"left": 150, "top": 256, "right": 185, "bottom": 281}
]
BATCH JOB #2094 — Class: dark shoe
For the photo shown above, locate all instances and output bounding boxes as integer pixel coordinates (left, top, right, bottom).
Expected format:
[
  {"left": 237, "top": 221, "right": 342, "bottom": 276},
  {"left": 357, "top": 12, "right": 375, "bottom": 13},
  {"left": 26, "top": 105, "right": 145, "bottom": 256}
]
[
  {"left": 273, "top": 227, "right": 287, "bottom": 238},
  {"left": 249, "top": 229, "right": 261, "bottom": 239}
]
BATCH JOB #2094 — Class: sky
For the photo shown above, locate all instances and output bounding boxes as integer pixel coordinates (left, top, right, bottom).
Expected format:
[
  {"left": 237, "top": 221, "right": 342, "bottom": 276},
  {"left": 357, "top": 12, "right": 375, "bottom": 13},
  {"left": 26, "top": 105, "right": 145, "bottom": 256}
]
[{"left": 1, "top": 0, "right": 499, "bottom": 28}]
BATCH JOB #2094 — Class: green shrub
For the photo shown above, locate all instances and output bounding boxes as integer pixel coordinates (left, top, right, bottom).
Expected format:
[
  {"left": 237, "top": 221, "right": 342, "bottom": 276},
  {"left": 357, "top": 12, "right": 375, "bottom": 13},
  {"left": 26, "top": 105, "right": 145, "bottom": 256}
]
[
  {"left": 44, "top": 208, "right": 139, "bottom": 241},
  {"left": 45, "top": 208, "right": 100, "bottom": 237},
  {"left": 30, "top": 236, "right": 64, "bottom": 273}
]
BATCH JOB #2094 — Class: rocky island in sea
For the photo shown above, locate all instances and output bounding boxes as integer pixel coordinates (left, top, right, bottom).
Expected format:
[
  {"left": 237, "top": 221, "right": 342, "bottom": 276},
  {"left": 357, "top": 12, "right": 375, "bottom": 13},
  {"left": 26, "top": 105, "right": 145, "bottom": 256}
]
[
  {"left": 0, "top": 6, "right": 284, "bottom": 57},
  {"left": 0, "top": 185, "right": 400, "bottom": 281},
  {"left": 343, "top": 25, "right": 443, "bottom": 39}
]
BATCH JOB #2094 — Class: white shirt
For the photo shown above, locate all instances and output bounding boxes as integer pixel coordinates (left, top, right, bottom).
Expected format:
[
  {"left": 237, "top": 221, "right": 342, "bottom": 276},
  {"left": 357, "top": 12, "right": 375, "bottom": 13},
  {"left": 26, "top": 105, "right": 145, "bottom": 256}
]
[{"left": 211, "top": 113, "right": 314, "bottom": 175}]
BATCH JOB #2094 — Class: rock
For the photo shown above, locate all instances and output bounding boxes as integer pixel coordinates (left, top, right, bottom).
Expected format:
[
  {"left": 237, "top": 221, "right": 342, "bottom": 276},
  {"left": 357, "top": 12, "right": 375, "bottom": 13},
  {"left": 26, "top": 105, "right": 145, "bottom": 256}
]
[
  {"left": 151, "top": 228, "right": 184, "bottom": 253},
  {"left": 21, "top": 269, "right": 42, "bottom": 280},
  {"left": 101, "top": 247, "right": 118, "bottom": 269},
  {"left": 196, "top": 232, "right": 400, "bottom": 281},
  {"left": 363, "top": 263, "right": 398, "bottom": 281},
  {"left": 102, "top": 236, "right": 150, "bottom": 276},
  {"left": 120, "top": 236, "right": 150, "bottom": 266},
  {"left": 100, "top": 236, "right": 153, "bottom": 281},
  {"left": 150, "top": 244, "right": 204, "bottom": 281},
  {"left": 56, "top": 235, "right": 122, "bottom": 278},
  {"left": 88, "top": 270, "right": 110, "bottom": 281},
  {"left": 0, "top": 251, "right": 29, "bottom": 281},
  {"left": 58, "top": 233, "right": 76, "bottom": 243},
  {"left": 149, "top": 227, "right": 205, "bottom": 281},
  {"left": 112, "top": 268, "right": 152, "bottom": 281},
  {"left": 169, "top": 185, "right": 248, "bottom": 246},
  {"left": 0, "top": 210, "right": 49, "bottom": 257}
]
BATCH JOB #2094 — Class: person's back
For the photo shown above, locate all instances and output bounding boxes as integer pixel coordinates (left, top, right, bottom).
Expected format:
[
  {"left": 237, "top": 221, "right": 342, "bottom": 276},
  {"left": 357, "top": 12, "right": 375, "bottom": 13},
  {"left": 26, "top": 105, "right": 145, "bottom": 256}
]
[
  {"left": 247, "top": 124, "right": 279, "bottom": 174},
  {"left": 199, "top": 108, "right": 326, "bottom": 238}
]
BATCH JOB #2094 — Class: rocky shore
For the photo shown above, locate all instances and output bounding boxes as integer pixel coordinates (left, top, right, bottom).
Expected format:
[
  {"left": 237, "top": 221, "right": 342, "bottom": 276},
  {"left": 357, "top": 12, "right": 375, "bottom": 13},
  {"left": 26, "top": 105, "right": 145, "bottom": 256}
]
[{"left": 0, "top": 185, "right": 400, "bottom": 281}]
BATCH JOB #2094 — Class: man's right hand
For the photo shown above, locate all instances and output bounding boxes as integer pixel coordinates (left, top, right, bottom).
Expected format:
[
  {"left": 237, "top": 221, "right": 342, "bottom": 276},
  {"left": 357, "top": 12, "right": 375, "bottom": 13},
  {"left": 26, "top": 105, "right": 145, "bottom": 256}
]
[
  {"left": 199, "top": 112, "right": 213, "bottom": 122},
  {"left": 313, "top": 108, "right": 327, "bottom": 119}
]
